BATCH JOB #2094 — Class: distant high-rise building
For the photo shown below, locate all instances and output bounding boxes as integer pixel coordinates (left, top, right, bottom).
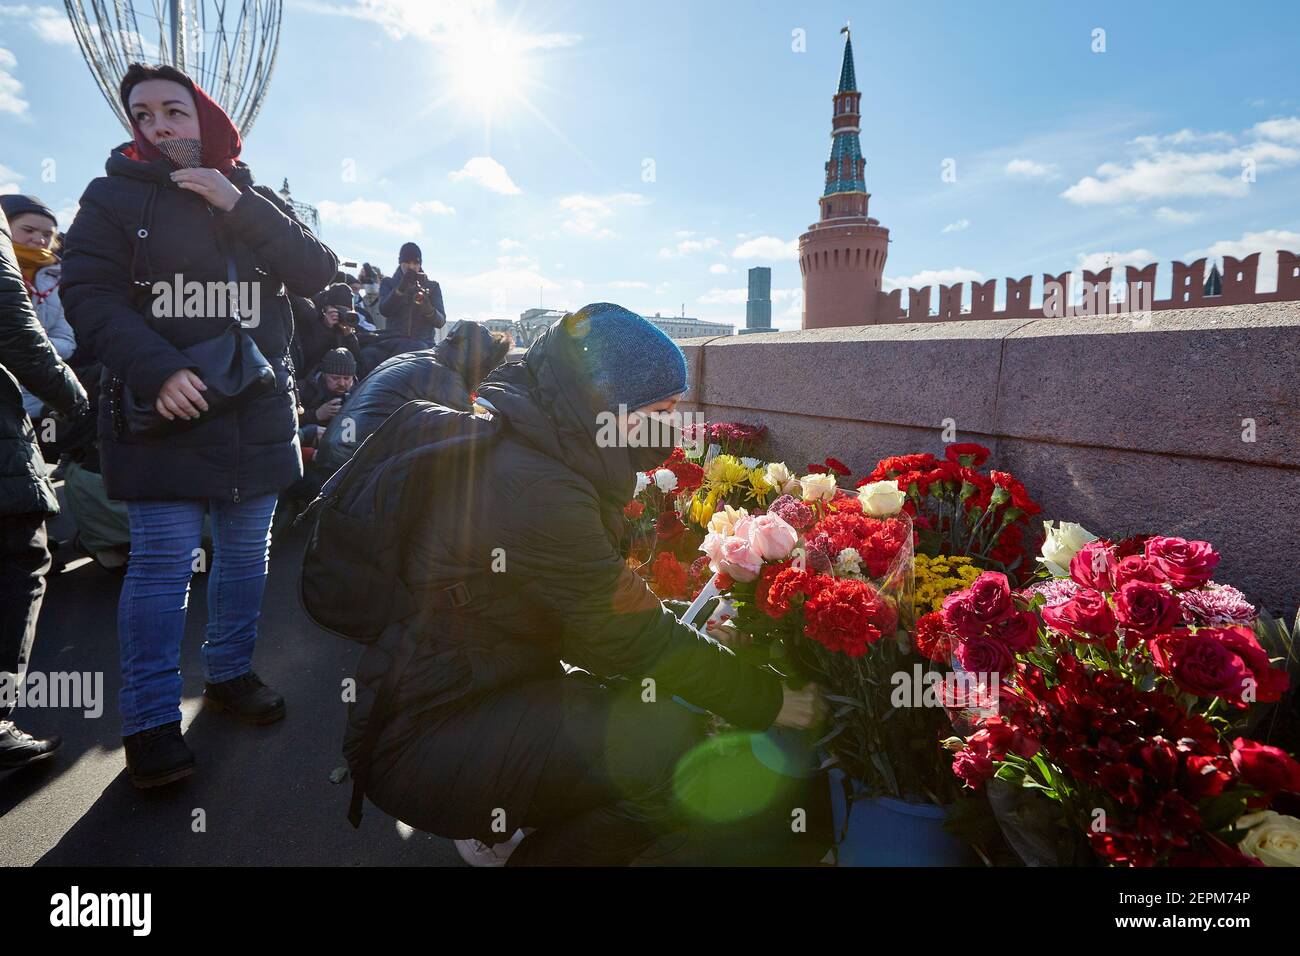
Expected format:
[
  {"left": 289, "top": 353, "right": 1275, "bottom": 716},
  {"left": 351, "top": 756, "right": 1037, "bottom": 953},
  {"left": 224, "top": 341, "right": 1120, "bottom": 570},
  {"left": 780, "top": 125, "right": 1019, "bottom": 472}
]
[{"left": 743, "top": 266, "right": 773, "bottom": 333}]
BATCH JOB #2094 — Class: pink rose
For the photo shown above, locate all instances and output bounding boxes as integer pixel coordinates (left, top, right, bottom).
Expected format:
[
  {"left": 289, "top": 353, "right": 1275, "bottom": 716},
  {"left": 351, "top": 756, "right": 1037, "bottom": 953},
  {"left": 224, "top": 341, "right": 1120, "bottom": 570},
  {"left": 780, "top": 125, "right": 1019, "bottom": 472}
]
[
  {"left": 716, "top": 535, "right": 762, "bottom": 582},
  {"left": 738, "top": 513, "right": 798, "bottom": 562},
  {"left": 954, "top": 634, "right": 1014, "bottom": 674},
  {"left": 941, "top": 592, "right": 984, "bottom": 640},
  {"left": 1069, "top": 540, "right": 1116, "bottom": 591},
  {"left": 699, "top": 532, "right": 726, "bottom": 566},
  {"left": 988, "top": 609, "right": 1039, "bottom": 652},
  {"left": 968, "top": 571, "right": 1014, "bottom": 625},
  {"left": 1144, "top": 536, "right": 1220, "bottom": 590}
]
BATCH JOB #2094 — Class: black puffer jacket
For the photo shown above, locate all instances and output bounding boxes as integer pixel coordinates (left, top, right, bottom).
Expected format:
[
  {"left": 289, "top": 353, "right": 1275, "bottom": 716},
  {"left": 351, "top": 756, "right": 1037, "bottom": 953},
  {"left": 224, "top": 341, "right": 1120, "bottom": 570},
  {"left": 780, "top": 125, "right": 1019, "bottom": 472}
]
[
  {"left": 60, "top": 145, "right": 337, "bottom": 501},
  {"left": 314, "top": 321, "right": 498, "bottom": 474},
  {"left": 0, "top": 215, "right": 88, "bottom": 516},
  {"left": 343, "top": 319, "right": 783, "bottom": 800}
]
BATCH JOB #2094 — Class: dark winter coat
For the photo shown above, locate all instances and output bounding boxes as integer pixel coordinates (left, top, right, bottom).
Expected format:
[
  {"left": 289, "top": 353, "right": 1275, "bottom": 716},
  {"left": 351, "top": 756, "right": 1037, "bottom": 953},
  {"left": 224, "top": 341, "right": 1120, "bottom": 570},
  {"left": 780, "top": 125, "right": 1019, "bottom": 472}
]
[
  {"left": 377, "top": 268, "right": 446, "bottom": 342},
  {"left": 60, "top": 145, "right": 337, "bottom": 501},
  {"left": 290, "top": 293, "right": 361, "bottom": 378},
  {"left": 314, "top": 321, "right": 498, "bottom": 474},
  {"left": 0, "top": 215, "right": 87, "bottom": 516},
  {"left": 342, "top": 319, "right": 783, "bottom": 818}
]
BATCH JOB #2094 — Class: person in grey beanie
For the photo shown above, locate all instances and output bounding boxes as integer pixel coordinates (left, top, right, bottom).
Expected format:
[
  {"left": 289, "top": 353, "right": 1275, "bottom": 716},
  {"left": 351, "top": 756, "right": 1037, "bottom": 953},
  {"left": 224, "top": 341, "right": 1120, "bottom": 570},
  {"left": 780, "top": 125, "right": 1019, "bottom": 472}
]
[
  {"left": 343, "top": 302, "right": 820, "bottom": 867},
  {"left": 298, "top": 346, "right": 357, "bottom": 430}
]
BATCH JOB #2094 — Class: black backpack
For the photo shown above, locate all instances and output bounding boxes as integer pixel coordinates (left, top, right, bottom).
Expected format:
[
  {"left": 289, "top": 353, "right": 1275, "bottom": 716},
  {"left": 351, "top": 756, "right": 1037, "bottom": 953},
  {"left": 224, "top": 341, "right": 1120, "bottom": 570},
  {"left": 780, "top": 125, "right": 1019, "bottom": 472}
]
[
  {"left": 297, "top": 398, "right": 503, "bottom": 825},
  {"left": 298, "top": 398, "right": 501, "bottom": 642}
]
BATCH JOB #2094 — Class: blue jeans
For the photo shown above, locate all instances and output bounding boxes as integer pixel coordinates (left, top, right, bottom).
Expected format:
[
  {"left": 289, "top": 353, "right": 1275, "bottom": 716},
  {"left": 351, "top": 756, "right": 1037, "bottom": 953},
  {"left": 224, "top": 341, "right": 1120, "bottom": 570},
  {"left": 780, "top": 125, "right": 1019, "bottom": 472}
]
[{"left": 118, "top": 494, "right": 277, "bottom": 736}]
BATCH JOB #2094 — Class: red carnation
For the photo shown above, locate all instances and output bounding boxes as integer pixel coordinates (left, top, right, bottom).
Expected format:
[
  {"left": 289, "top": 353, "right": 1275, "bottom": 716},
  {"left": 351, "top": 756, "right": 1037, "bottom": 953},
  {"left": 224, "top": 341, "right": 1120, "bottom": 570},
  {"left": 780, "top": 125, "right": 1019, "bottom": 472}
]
[
  {"left": 651, "top": 552, "right": 688, "bottom": 599},
  {"left": 623, "top": 500, "right": 645, "bottom": 519},
  {"left": 990, "top": 470, "right": 1040, "bottom": 516},
  {"left": 944, "top": 443, "right": 990, "bottom": 467},
  {"left": 914, "top": 611, "right": 958, "bottom": 662},
  {"left": 802, "top": 579, "right": 896, "bottom": 657},
  {"left": 824, "top": 457, "right": 852, "bottom": 476},
  {"left": 654, "top": 510, "right": 686, "bottom": 543}
]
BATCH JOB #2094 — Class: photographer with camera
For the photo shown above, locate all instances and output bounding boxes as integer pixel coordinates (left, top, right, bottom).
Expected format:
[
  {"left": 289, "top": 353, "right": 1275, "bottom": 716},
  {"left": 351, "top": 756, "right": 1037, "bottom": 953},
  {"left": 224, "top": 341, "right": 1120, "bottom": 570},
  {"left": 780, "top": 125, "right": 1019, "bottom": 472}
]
[
  {"left": 377, "top": 242, "right": 445, "bottom": 344},
  {"left": 291, "top": 283, "right": 362, "bottom": 379},
  {"left": 297, "top": 347, "right": 356, "bottom": 432}
]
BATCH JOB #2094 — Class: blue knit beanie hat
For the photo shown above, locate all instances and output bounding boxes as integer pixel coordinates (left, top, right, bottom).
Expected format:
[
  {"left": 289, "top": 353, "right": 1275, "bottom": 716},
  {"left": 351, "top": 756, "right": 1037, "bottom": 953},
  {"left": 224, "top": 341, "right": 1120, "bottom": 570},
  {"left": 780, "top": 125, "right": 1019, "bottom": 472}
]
[{"left": 567, "top": 303, "right": 688, "bottom": 411}]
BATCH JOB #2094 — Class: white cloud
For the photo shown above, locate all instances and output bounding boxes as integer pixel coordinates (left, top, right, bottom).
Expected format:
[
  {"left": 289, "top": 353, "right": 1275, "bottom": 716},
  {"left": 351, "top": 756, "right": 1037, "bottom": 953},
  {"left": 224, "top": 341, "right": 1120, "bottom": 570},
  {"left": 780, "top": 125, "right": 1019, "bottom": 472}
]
[
  {"left": 0, "top": 48, "right": 29, "bottom": 116},
  {"left": 317, "top": 198, "right": 422, "bottom": 235},
  {"left": 660, "top": 236, "right": 720, "bottom": 258},
  {"left": 698, "top": 287, "right": 747, "bottom": 305},
  {"left": 709, "top": 263, "right": 729, "bottom": 274},
  {"left": 446, "top": 253, "right": 585, "bottom": 317},
  {"left": 1253, "top": 117, "right": 1300, "bottom": 144},
  {"left": 1005, "top": 158, "right": 1059, "bottom": 179},
  {"left": 731, "top": 235, "right": 797, "bottom": 260},
  {"left": 558, "top": 192, "right": 647, "bottom": 240},
  {"left": 1131, "top": 129, "right": 1236, "bottom": 151},
  {"left": 0, "top": 5, "right": 75, "bottom": 45},
  {"left": 411, "top": 199, "right": 455, "bottom": 216},
  {"left": 1074, "top": 249, "right": 1157, "bottom": 274},
  {"left": 1155, "top": 206, "right": 1200, "bottom": 225},
  {"left": 1061, "top": 119, "right": 1300, "bottom": 205},
  {"left": 449, "top": 156, "right": 521, "bottom": 195},
  {"left": 1185, "top": 229, "right": 1300, "bottom": 293},
  {"left": 941, "top": 218, "right": 970, "bottom": 234},
  {"left": 498, "top": 238, "right": 522, "bottom": 251},
  {"left": 882, "top": 267, "right": 984, "bottom": 292}
]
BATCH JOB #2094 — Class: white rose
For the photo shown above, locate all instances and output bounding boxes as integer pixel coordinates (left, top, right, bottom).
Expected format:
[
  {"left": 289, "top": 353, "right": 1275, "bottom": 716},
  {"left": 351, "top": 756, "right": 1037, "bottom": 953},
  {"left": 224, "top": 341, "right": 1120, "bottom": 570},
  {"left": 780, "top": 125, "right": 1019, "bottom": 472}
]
[
  {"left": 800, "top": 472, "right": 837, "bottom": 502},
  {"left": 764, "top": 461, "right": 792, "bottom": 488},
  {"left": 633, "top": 472, "right": 650, "bottom": 497},
  {"left": 857, "top": 479, "right": 906, "bottom": 517},
  {"left": 653, "top": 468, "right": 678, "bottom": 493},
  {"left": 1237, "top": 810, "right": 1300, "bottom": 867},
  {"left": 1039, "top": 520, "right": 1098, "bottom": 577},
  {"left": 707, "top": 504, "right": 748, "bottom": 537}
]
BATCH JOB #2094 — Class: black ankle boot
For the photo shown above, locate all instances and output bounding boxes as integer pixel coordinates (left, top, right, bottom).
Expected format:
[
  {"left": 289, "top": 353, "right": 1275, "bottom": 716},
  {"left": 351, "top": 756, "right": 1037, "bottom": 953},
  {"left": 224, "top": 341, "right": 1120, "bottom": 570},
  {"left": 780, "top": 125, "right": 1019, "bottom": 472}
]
[
  {"left": 0, "top": 720, "right": 61, "bottom": 769},
  {"left": 203, "top": 672, "right": 285, "bottom": 725},
  {"left": 123, "top": 721, "right": 195, "bottom": 788}
]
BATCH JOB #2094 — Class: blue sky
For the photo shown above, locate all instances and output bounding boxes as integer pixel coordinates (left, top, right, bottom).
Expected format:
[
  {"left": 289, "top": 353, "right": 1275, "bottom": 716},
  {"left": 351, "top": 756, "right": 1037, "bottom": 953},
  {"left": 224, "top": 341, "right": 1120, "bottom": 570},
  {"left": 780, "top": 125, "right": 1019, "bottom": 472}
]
[{"left": 2, "top": 0, "right": 1298, "bottom": 330}]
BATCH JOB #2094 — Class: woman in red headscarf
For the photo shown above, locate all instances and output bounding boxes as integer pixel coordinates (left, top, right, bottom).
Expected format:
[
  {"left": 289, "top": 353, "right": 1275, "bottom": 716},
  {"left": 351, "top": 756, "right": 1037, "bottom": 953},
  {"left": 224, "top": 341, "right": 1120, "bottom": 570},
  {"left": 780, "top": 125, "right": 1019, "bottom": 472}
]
[{"left": 61, "top": 64, "right": 338, "bottom": 788}]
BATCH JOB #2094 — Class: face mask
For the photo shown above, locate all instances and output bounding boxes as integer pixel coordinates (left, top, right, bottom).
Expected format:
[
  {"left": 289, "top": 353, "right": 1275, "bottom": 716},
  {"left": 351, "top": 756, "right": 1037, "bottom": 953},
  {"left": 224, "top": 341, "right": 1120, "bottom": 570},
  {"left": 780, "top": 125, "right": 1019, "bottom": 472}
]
[{"left": 156, "top": 137, "right": 204, "bottom": 169}]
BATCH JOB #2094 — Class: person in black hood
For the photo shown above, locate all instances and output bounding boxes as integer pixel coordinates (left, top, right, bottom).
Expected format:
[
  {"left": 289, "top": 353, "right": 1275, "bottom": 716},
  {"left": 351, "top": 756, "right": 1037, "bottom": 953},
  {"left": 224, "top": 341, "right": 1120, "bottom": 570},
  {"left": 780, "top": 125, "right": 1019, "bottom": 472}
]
[
  {"left": 312, "top": 321, "right": 511, "bottom": 476},
  {"left": 344, "top": 303, "right": 818, "bottom": 866},
  {"left": 376, "top": 242, "right": 445, "bottom": 343},
  {"left": 60, "top": 63, "right": 338, "bottom": 788}
]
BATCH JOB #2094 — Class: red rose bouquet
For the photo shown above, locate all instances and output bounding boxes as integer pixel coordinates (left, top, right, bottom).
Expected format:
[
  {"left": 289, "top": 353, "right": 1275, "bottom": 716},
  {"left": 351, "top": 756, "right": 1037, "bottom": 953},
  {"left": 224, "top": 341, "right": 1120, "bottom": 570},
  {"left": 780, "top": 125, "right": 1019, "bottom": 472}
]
[{"left": 934, "top": 533, "right": 1300, "bottom": 866}]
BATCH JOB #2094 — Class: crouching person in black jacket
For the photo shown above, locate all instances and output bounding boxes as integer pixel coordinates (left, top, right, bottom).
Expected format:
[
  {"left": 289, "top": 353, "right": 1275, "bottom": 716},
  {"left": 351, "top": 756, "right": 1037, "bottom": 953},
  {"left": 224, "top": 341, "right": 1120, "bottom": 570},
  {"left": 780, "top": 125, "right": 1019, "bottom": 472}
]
[
  {"left": 0, "top": 209, "right": 88, "bottom": 769},
  {"left": 344, "top": 304, "right": 817, "bottom": 866},
  {"left": 61, "top": 63, "right": 337, "bottom": 788}
]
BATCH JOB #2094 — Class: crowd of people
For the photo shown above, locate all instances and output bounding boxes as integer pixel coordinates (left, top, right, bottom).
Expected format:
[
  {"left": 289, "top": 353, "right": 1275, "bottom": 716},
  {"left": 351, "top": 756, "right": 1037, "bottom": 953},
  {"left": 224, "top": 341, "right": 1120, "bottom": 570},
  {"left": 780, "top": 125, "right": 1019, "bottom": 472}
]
[{"left": 0, "top": 62, "right": 818, "bottom": 866}]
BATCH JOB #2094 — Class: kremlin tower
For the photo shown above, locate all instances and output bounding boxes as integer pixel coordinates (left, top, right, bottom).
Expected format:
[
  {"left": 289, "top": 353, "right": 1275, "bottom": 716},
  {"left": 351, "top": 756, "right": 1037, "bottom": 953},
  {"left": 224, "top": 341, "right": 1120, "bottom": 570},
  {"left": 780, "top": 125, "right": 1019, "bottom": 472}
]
[{"left": 799, "top": 28, "right": 891, "bottom": 330}]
